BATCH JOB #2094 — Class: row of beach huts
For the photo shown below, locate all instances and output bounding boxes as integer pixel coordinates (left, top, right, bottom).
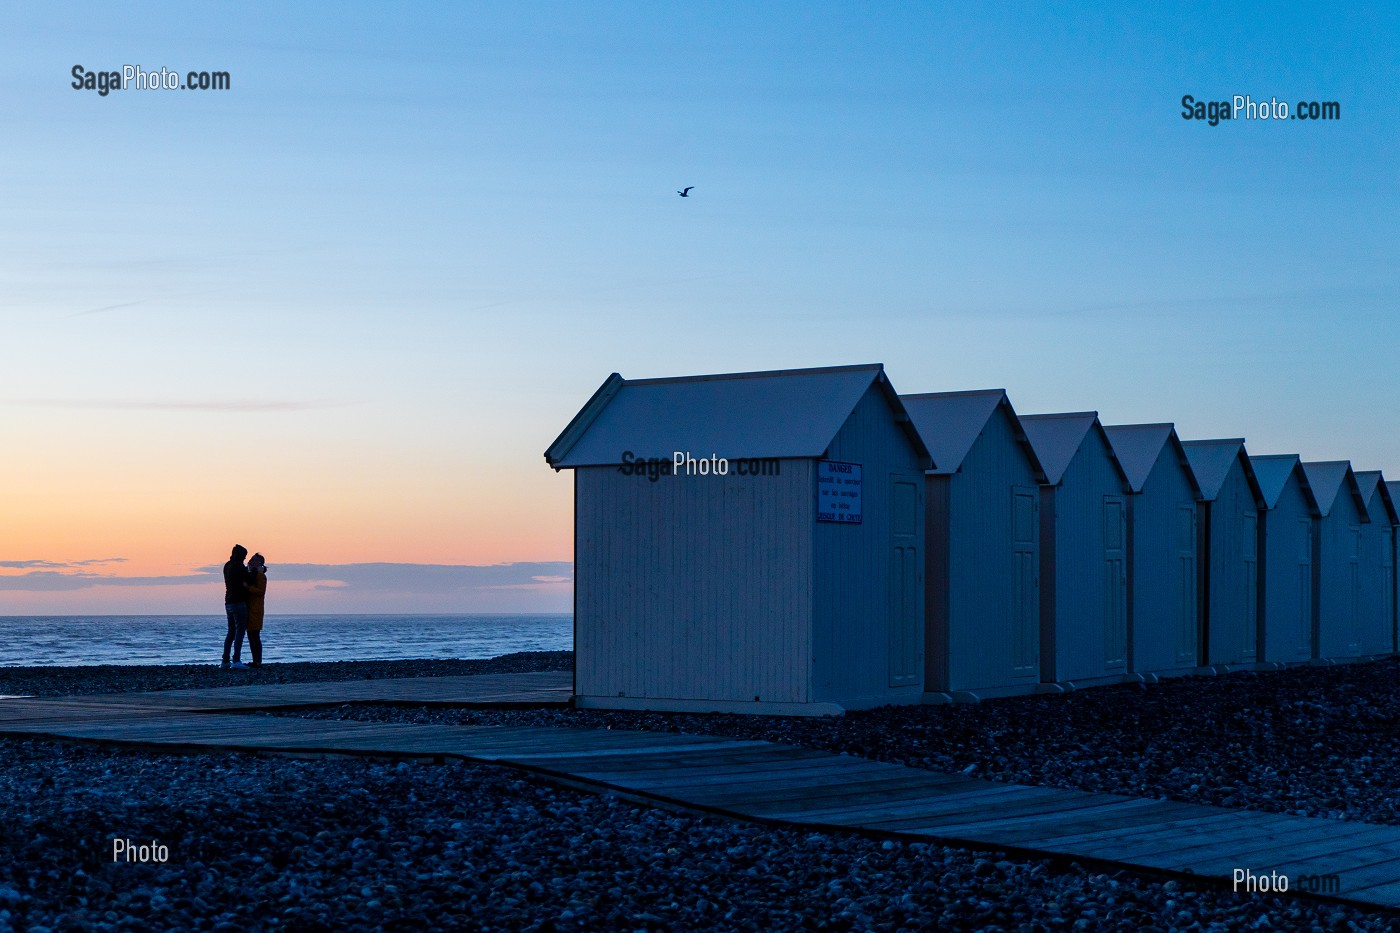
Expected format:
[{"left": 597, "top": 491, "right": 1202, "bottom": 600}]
[{"left": 545, "top": 364, "right": 1398, "bottom": 715}]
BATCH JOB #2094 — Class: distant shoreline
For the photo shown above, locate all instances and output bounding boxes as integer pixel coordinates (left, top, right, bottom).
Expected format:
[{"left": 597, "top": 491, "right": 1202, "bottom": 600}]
[
  {"left": 0, "top": 650, "right": 573, "bottom": 698},
  {"left": 0, "top": 612, "right": 573, "bottom": 619}
]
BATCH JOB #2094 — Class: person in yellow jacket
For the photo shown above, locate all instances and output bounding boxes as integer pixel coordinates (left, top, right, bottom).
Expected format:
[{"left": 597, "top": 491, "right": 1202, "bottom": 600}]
[{"left": 246, "top": 553, "right": 268, "bottom": 668}]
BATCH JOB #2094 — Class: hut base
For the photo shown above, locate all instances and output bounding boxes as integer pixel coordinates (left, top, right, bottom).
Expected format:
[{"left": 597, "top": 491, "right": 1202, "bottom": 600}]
[
  {"left": 1043, "top": 673, "right": 1132, "bottom": 692},
  {"left": 575, "top": 694, "right": 874, "bottom": 717},
  {"left": 1132, "top": 665, "right": 1215, "bottom": 682},
  {"left": 939, "top": 684, "right": 1040, "bottom": 704}
]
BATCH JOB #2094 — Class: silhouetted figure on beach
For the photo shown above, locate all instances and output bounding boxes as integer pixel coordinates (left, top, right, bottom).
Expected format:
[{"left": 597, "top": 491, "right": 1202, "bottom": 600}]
[
  {"left": 222, "top": 544, "right": 251, "bottom": 669},
  {"left": 246, "top": 553, "right": 268, "bottom": 668}
]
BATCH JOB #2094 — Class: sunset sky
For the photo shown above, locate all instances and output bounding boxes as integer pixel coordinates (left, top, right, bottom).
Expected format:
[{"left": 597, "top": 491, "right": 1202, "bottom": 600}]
[{"left": 2, "top": 3, "right": 1396, "bottom": 614}]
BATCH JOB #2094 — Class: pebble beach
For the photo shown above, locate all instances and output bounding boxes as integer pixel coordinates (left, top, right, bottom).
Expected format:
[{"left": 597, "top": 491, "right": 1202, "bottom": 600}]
[{"left": 1, "top": 652, "right": 1397, "bottom": 931}]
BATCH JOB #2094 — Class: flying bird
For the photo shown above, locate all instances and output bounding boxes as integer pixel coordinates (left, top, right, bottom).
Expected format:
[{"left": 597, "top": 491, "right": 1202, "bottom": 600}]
[{"left": 677, "top": 186, "right": 693, "bottom": 197}]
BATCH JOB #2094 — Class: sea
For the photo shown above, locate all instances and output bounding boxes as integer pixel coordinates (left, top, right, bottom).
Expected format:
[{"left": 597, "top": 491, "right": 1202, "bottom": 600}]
[{"left": 0, "top": 615, "right": 573, "bottom": 668}]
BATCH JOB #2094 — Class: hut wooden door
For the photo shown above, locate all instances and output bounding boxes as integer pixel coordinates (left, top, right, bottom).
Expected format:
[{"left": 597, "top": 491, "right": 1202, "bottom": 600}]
[
  {"left": 1384, "top": 527, "right": 1397, "bottom": 654},
  {"left": 1011, "top": 486, "right": 1039, "bottom": 678},
  {"left": 1243, "top": 512, "right": 1259, "bottom": 662},
  {"left": 1348, "top": 525, "right": 1363, "bottom": 655},
  {"left": 1296, "top": 518, "right": 1314, "bottom": 659},
  {"left": 888, "top": 476, "right": 922, "bottom": 687},
  {"left": 1176, "top": 504, "right": 1198, "bottom": 665},
  {"left": 1103, "top": 496, "right": 1127, "bottom": 671}
]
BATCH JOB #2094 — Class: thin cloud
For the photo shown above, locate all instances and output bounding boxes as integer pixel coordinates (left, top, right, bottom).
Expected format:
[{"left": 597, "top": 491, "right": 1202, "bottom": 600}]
[
  {"left": 70, "top": 299, "right": 147, "bottom": 317},
  {"left": 0, "top": 570, "right": 216, "bottom": 591},
  {"left": 0, "top": 399, "right": 352, "bottom": 413},
  {"left": 0, "top": 561, "right": 572, "bottom": 596},
  {"left": 0, "top": 558, "right": 125, "bottom": 569}
]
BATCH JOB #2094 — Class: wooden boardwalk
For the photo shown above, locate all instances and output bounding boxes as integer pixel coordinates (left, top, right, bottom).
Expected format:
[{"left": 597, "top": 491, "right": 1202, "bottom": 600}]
[{"left": 2, "top": 672, "right": 1398, "bottom": 911}]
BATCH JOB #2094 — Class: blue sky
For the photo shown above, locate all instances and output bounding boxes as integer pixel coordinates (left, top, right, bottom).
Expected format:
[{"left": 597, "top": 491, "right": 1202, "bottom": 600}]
[{"left": 1, "top": 2, "right": 1396, "bottom": 612}]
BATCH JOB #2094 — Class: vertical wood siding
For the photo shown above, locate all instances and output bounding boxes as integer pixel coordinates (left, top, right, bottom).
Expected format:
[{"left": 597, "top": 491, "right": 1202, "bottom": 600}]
[
  {"left": 575, "top": 459, "right": 814, "bottom": 703},
  {"left": 1315, "top": 493, "right": 1366, "bottom": 658},
  {"left": 1358, "top": 498, "right": 1395, "bottom": 656},
  {"left": 1260, "top": 474, "right": 1316, "bottom": 663},
  {"left": 1128, "top": 451, "right": 1199, "bottom": 675},
  {"left": 812, "top": 385, "right": 925, "bottom": 706},
  {"left": 1045, "top": 429, "right": 1129, "bottom": 682},
  {"left": 1202, "top": 457, "right": 1260, "bottom": 665},
  {"left": 930, "top": 405, "right": 1041, "bottom": 693}
]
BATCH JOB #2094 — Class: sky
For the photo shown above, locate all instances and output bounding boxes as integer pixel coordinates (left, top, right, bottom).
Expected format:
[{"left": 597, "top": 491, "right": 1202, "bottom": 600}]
[{"left": 1, "top": 2, "right": 1396, "bottom": 614}]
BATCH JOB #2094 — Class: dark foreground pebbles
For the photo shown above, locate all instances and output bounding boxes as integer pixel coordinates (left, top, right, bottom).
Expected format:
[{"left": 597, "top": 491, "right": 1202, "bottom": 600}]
[
  {"left": 0, "top": 738, "right": 1391, "bottom": 932},
  {"left": 4, "top": 653, "right": 1399, "bottom": 929}
]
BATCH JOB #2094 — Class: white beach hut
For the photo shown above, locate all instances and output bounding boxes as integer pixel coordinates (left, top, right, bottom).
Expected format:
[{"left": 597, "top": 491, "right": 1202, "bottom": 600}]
[
  {"left": 545, "top": 364, "right": 933, "bottom": 715},
  {"left": 1102, "top": 424, "right": 1203, "bottom": 681}
]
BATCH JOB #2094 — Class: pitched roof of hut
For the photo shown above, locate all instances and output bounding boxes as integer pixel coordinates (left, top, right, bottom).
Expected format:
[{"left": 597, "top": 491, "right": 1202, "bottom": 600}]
[
  {"left": 545, "top": 364, "right": 932, "bottom": 469},
  {"left": 900, "top": 389, "right": 1043, "bottom": 478},
  {"left": 1300, "top": 461, "right": 1368, "bottom": 520},
  {"left": 1249, "top": 454, "right": 1320, "bottom": 514},
  {"left": 1102, "top": 423, "right": 1200, "bottom": 496},
  {"left": 1181, "top": 439, "right": 1264, "bottom": 506},
  {"left": 1353, "top": 470, "right": 1399, "bottom": 525},
  {"left": 1020, "top": 412, "right": 1125, "bottom": 487}
]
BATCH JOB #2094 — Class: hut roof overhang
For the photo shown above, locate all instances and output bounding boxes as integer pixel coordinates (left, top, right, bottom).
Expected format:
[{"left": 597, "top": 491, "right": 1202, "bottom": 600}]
[
  {"left": 1019, "top": 411, "right": 1128, "bottom": 488},
  {"left": 1181, "top": 438, "right": 1265, "bottom": 508},
  {"left": 900, "top": 388, "right": 1045, "bottom": 480},
  {"left": 1249, "top": 454, "right": 1321, "bottom": 516},
  {"left": 1353, "top": 470, "right": 1399, "bottom": 525},
  {"left": 544, "top": 364, "right": 932, "bottom": 470},
  {"left": 1102, "top": 423, "right": 1202, "bottom": 497},
  {"left": 1300, "top": 461, "right": 1369, "bottom": 521}
]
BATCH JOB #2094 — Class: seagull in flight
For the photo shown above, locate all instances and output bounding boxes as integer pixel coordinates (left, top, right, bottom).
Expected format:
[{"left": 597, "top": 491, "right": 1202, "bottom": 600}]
[{"left": 677, "top": 186, "right": 694, "bottom": 197}]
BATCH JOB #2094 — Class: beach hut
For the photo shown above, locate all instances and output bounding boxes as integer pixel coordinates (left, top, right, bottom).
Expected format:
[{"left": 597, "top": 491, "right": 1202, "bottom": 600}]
[
  {"left": 544, "top": 364, "right": 933, "bottom": 715},
  {"left": 1389, "top": 480, "right": 1400, "bottom": 654},
  {"left": 1181, "top": 440, "right": 1266, "bottom": 669},
  {"left": 1249, "top": 455, "right": 1319, "bottom": 664},
  {"left": 1301, "top": 462, "right": 1369, "bottom": 660},
  {"left": 1353, "top": 471, "right": 1397, "bottom": 657},
  {"left": 1390, "top": 480, "right": 1400, "bottom": 654},
  {"left": 901, "top": 389, "right": 1045, "bottom": 701},
  {"left": 1020, "top": 412, "right": 1132, "bottom": 688},
  {"left": 1101, "top": 424, "right": 1202, "bottom": 680}
]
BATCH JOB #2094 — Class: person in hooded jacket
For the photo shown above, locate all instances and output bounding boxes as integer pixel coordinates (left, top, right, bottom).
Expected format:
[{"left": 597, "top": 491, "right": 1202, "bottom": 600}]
[
  {"left": 222, "top": 544, "right": 251, "bottom": 668},
  {"left": 246, "top": 553, "right": 268, "bottom": 668}
]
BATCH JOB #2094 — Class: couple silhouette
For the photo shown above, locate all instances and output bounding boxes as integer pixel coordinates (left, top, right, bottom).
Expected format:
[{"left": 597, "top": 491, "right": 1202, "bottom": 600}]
[{"left": 221, "top": 544, "right": 268, "bottom": 669}]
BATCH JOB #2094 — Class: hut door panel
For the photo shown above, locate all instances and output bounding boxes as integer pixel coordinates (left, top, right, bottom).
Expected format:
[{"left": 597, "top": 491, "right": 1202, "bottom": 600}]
[
  {"left": 1102, "top": 496, "right": 1127, "bottom": 670},
  {"left": 1011, "top": 486, "right": 1039, "bottom": 676},
  {"left": 1383, "top": 528, "right": 1396, "bottom": 654},
  {"left": 1243, "top": 512, "right": 1258, "bottom": 661},
  {"left": 1175, "top": 505, "right": 1198, "bottom": 665},
  {"left": 1297, "top": 519, "right": 1313, "bottom": 659},
  {"left": 888, "top": 478, "right": 921, "bottom": 687},
  {"left": 1348, "top": 525, "right": 1363, "bottom": 654}
]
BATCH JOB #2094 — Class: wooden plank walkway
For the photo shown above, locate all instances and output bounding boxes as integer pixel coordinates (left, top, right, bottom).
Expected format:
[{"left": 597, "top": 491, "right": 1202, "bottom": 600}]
[{"left": 1, "top": 673, "right": 1397, "bottom": 910}]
